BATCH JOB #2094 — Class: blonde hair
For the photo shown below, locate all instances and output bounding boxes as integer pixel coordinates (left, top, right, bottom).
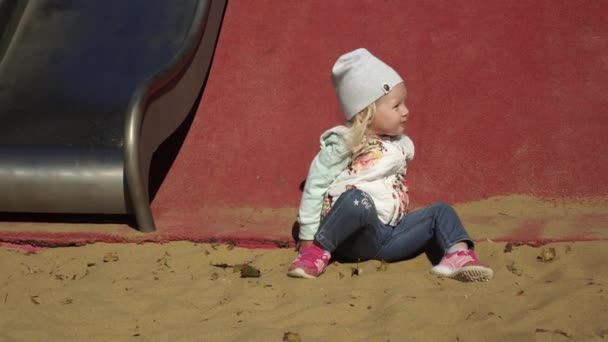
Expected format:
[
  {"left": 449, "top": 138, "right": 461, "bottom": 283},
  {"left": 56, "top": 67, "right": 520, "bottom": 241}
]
[{"left": 348, "top": 102, "right": 376, "bottom": 157}]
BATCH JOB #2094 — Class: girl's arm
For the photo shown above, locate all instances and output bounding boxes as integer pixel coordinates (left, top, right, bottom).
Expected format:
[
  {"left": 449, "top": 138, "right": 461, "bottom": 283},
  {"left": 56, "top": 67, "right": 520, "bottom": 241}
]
[
  {"left": 298, "top": 132, "right": 350, "bottom": 241},
  {"left": 401, "top": 135, "right": 415, "bottom": 161}
]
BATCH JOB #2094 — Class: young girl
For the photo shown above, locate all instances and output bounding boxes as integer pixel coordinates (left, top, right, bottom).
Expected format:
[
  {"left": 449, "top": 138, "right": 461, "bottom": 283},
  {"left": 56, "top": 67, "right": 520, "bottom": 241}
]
[{"left": 287, "top": 48, "right": 493, "bottom": 282}]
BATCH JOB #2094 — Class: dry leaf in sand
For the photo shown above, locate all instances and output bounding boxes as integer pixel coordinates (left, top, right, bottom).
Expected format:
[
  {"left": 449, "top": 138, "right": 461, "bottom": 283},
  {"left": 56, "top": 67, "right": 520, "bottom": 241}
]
[
  {"left": 211, "top": 263, "right": 261, "bottom": 277},
  {"left": 103, "top": 252, "right": 119, "bottom": 263},
  {"left": 596, "top": 329, "right": 608, "bottom": 338},
  {"left": 21, "top": 263, "right": 41, "bottom": 275},
  {"left": 376, "top": 261, "right": 389, "bottom": 272},
  {"left": 234, "top": 264, "right": 261, "bottom": 278},
  {"left": 537, "top": 247, "right": 557, "bottom": 262},
  {"left": 351, "top": 260, "right": 363, "bottom": 276},
  {"left": 283, "top": 331, "right": 301, "bottom": 342},
  {"left": 506, "top": 261, "right": 523, "bottom": 276}
]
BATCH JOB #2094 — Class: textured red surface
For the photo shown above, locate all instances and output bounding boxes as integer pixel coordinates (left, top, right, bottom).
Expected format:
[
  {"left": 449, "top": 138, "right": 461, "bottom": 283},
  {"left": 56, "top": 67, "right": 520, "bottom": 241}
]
[
  {"left": 0, "top": 1, "right": 606, "bottom": 247},
  {"left": 150, "top": 1, "right": 608, "bottom": 240}
]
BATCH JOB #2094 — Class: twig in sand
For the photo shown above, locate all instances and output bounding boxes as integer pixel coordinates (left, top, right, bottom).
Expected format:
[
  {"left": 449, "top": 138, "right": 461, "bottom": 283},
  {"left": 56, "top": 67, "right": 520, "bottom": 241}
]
[
  {"left": 535, "top": 328, "right": 572, "bottom": 338},
  {"left": 79, "top": 269, "right": 90, "bottom": 280}
]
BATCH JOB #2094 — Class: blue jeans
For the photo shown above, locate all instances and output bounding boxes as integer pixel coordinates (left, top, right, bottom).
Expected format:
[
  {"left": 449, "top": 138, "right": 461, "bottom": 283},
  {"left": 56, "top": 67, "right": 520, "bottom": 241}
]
[{"left": 314, "top": 189, "right": 473, "bottom": 263}]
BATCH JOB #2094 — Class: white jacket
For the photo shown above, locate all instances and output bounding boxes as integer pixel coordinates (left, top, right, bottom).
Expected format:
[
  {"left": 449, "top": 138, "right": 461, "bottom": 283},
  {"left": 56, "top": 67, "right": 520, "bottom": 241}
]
[{"left": 298, "top": 125, "right": 414, "bottom": 240}]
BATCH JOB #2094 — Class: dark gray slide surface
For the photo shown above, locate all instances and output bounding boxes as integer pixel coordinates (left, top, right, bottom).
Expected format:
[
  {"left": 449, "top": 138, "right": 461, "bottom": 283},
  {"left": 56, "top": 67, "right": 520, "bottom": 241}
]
[{"left": 0, "top": 0, "right": 226, "bottom": 231}]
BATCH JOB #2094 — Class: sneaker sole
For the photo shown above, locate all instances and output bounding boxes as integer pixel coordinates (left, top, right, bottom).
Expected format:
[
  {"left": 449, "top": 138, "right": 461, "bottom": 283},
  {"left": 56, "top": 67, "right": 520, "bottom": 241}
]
[
  {"left": 287, "top": 267, "right": 319, "bottom": 279},
  {"left": 431, "top": 265, "right": 494, "bottom": 282}
]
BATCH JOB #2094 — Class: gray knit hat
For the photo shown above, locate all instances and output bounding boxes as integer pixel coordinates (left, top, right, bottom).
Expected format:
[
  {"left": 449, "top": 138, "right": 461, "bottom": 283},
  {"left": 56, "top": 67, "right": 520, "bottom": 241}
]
[{"left": 331, "top": 48, "right": 403, "bottom": 120}]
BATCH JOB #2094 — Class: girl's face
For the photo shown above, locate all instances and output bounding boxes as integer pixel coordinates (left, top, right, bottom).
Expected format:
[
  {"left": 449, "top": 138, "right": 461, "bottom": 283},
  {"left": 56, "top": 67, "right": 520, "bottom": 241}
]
[{"left": 370, "top": 83, "right": 409, "bottom": 136}]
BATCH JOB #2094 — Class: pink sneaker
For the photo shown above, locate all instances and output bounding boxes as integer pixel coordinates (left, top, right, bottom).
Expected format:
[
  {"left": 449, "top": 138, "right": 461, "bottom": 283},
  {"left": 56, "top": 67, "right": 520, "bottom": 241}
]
[
  {"left": 287, "top": 245, "right": 331, "bottom": 279},
  {"left": 430, "top": 249, "right": 494, "bottom": 282}
]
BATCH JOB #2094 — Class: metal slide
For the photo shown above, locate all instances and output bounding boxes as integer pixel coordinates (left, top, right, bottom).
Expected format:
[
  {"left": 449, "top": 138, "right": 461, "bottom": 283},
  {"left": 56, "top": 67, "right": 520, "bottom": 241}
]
[{"left": 0, "top": 0, "right": 226, "bottom": 232}]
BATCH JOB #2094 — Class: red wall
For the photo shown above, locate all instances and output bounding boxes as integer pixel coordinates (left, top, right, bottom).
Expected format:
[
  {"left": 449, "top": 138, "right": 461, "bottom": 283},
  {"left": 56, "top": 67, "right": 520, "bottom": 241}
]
[{"left": 152, "top": 0, "right": 607, "bottom": 238}]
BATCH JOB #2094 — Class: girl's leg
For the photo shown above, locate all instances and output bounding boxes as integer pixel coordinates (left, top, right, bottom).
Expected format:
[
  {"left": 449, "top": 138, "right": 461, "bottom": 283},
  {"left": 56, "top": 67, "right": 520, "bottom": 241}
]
[
  {"left": 288, "top": 189, "right": 388, "bottom": 278},
  {"left": 315, "top": 189, "right": 388, "bottom": 261},
  {"left": 376, "top": 202, "right": 493, "bottom": 282},
  {"left": 376, "top": 202, "right": 472, "bottom": 262}
]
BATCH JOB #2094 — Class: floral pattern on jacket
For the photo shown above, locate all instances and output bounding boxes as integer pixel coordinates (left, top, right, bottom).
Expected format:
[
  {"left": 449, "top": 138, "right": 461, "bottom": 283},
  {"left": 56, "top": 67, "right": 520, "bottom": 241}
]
[
  {"left": 325, "top": 134, "right": 414, "bottom": 226},
  {"left": 393, "top": 174, "right": 410, "bottom": 215},
  {"left": 347, "top": 138, "right": 387, "bottom": 175}
]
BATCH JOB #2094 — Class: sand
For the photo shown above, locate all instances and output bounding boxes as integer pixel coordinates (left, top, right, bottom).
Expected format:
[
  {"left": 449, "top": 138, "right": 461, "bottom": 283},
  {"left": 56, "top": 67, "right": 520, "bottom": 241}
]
[{"left": 0, "top": 241, "right": 607, "bottom": 341}]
